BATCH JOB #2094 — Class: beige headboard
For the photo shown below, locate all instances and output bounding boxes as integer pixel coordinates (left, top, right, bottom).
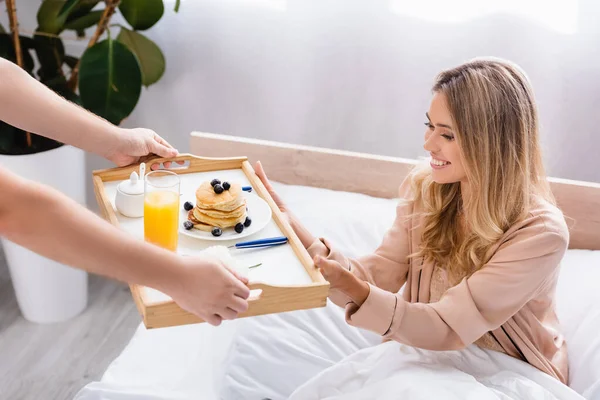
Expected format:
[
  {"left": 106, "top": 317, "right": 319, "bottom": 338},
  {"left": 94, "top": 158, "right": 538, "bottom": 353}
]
[{"left": 190, "top": 132, "right": 600, "bottom": 251}]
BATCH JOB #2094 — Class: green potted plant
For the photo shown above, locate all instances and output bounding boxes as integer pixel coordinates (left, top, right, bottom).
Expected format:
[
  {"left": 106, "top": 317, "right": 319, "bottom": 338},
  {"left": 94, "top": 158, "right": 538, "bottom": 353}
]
[{"left": 0, "top": 0, "right": 179, "bottom": 323}]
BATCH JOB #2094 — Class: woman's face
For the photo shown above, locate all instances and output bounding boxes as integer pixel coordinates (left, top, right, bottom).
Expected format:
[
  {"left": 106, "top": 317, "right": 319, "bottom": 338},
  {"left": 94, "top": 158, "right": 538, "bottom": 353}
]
[{"left": 423, "top": 92, "right": 467, "bottom": 185}]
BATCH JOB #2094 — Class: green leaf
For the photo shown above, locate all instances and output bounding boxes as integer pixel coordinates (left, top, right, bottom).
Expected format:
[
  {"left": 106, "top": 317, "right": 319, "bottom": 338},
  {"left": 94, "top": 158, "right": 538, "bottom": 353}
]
[
  {"left": 44, "top": 74, "right": 81, "bottom": 104},
  {"left": 19, "top": 36, "right": 37, "bottom": 50},
  {"left": 0, "top": 122, "right": 63, "bottom": 155},
  {"left": 64, "top": 9, "right": 104, "bottom": 31},
  {"left": 64, "top": 55, "right": 79, "bottom": 69},
  {"left": 0, "top": 34, "right": 36, "bottom": 74},
  {"left": 58, "top": 0, "right": 81, "bottom": 18},
  {"left": 0, "top": 34, "right": 14, "bottom": 60},
  {"left": 174, "top": 0, "right": 181, "bottom": 12},
  {"left": 66, "top": 90, "right": 82, "bottom": 105},
  {"left": 0, "top": 122, "right": 18, "bottom": 154},
  {"left": 119, "top": 0, "right": 164, "bottom": 31},
  {"left": 32, "top": 33, "right": 65, "bottom": 81},
  {"left": 117, "top": 28, "right": 165, "bottom": 87},
  {"left": 43, "top": 74, "right": 68, "bottom": 89},
  {"left": 66, "top": 0, "right": 100, "bottom": 21},
  {"left": 78, "top": 38, "right": 142, "bottom": 125},
  {"left": 37, "top": 0, "right": 69, "bottom": 34}
]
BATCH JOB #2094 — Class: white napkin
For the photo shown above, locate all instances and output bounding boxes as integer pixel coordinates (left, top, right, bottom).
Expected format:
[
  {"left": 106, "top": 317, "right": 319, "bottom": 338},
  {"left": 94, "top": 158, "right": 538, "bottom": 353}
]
[{"left": 201, "top": 245, "right": 249, "bottom": 278}]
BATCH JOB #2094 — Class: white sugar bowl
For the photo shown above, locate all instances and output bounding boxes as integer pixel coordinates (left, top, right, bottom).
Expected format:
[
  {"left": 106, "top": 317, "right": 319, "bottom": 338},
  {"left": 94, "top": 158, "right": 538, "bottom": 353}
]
[{"left": 115, "top": 164, "right": 146, "bottom": 218}]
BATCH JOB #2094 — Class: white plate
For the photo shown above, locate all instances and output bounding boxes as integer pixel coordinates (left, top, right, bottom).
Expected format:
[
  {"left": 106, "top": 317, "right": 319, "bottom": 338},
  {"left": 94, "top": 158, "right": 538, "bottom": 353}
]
[{"left": 179, "top": 192, "right": 272, "bottom": 241}]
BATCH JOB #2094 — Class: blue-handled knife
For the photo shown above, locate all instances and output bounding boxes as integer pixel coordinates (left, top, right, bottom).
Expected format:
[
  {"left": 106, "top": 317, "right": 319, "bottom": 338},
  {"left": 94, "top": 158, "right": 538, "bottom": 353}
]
[{"left": 228, "top": 236, "right": 288, "bottom": 249}]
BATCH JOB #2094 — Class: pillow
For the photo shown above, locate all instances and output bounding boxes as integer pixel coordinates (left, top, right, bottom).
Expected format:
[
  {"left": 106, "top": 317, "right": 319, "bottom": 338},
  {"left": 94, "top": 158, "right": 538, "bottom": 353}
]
[{"left": 555, "top": 249, "right": 600, "bottom": 398}]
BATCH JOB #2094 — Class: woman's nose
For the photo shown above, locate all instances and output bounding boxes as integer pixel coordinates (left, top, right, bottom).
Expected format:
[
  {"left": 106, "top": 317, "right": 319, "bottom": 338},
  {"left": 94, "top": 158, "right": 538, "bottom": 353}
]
[{"left": 423, "top": 132, "right": 439, "bottom": 153}]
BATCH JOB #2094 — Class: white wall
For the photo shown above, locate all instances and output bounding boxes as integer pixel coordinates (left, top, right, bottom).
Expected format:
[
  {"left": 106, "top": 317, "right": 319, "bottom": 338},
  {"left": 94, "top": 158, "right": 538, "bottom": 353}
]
[{"left": 4, "top": 0, "right": 600, "bottom": 209}]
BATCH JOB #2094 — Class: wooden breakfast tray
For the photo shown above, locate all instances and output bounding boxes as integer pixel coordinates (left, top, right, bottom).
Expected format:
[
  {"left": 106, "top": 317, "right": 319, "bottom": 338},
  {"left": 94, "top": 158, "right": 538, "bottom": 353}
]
[{"left": 92, "top": 153, "right": 329, "bottom": 329}]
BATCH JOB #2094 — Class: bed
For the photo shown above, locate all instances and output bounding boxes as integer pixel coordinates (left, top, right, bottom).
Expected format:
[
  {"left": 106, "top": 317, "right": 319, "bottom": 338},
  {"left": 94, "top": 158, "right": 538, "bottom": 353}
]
[{"left": 75, "top": 132, "right": 600, "bottom": 400}]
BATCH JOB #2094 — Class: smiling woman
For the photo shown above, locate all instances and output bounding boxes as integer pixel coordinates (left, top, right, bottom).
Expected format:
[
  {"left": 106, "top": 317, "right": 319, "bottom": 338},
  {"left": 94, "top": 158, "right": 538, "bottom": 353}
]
[{"left": 256, "top": 56, "right": 573, "bottom": 385}]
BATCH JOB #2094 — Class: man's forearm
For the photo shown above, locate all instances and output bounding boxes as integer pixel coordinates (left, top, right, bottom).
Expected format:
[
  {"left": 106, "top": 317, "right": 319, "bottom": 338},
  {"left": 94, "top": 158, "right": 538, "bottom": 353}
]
[
  {"left": 0, "top": 59, "right": 121, "bottom": 158},
  {"left": 0, "top": 167, "right": 182, "bottom": 294}
]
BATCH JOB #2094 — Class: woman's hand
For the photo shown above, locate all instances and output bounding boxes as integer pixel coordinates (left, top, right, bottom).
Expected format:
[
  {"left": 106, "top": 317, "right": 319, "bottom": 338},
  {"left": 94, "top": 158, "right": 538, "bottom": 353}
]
[
  {"left": 315, "top": 256, "right": 370, "bottom": 306},
  {"left": 104, "top": 127, "right": 183, "bottom": 169},
  {"left": 254, "top": 161, "right": 291, "bottom": 224},
  {"left": 254, "top": 161, "right": 316, "bottom": 248},
  {"left": 167, "top": 255, "right": 251, "bottom": 326}
]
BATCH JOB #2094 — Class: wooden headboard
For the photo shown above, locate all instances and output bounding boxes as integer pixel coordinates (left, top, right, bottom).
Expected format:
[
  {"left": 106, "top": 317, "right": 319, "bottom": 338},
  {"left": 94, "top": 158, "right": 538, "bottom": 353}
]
[{"left": 190, "top": 132, "right": 600, "bottom": 251}]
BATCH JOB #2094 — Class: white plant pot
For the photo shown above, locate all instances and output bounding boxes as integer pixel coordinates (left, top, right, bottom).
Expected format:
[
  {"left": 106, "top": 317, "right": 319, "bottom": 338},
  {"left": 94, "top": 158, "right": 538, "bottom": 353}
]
[{"left": 0, "top": 145, "right": 88, "bottom": 323}]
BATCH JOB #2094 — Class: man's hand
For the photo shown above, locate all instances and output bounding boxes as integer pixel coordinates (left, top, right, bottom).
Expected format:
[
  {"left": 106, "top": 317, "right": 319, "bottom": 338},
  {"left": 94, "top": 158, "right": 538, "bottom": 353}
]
[
  {"left": 167, "top": 255, "right": 251, "bottom": 326},
  {"left": 104, "top": 127, "right": 182, "bottom": 168}
]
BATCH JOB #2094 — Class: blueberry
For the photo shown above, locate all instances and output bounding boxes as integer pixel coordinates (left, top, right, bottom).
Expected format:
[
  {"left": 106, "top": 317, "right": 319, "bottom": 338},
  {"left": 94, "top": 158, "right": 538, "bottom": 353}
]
[
  {"left": 211, "top": 227, "right": 222, "bottom": 237},
  {"left": 234, "top": 223, "right": 244, "bottom": 233},
  {"left": 183, "top": 201, "right": 194, "bottom": 211},
  {"left": 213, "top": 184, "right": 224, "bottom": 194},
  {"left": 210, "top": 179, "right": 221, "bottom": 187},
  {"left": 244, "top": 217, "right": 252, "bottom": 227},
  {"left": 222, "top": 182, "right": 231, "bottom": 190},
  {"left": 183, "top": 221, "right": 193, "bottom": 230}
]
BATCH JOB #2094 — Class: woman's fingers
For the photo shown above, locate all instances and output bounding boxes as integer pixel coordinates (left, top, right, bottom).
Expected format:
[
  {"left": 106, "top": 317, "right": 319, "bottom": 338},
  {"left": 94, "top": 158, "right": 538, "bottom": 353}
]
[
  {"left": 254, "top": 161, "right": 287, "bottom": 210},
  {"left": 315, "top": 256, "right": 369, "bottom": 305},
  {"left": 314, "top": 256, "right": 345, "bottom": 285},
  {"left": 254, "top": 161, "right": 271, "bottom": 188}
]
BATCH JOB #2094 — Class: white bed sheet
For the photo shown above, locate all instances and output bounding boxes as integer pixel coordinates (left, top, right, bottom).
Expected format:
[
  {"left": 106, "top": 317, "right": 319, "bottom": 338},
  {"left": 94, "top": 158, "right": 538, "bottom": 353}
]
[{"left": 74, "top": 182, "right": 600, "bottom": 400}]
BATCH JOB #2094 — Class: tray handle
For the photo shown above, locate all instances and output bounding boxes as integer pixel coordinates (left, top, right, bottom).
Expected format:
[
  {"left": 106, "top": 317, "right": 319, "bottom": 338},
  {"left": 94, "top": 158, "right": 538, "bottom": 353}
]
[
  {"left": 93, "top": 153, "right": 249, "bottom": 181},
  {"left": 247, "top": 281, "right": 329, "bottom": 304},
  {"left": 142, "top": 153, "right": 247, "bottom": 170}
]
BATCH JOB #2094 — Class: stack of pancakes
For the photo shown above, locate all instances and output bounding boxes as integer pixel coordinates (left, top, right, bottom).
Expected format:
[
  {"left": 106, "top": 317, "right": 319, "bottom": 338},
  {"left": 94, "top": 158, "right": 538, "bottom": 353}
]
[{"left": 188, "top": 181, "right": 247, "bottom": 231}]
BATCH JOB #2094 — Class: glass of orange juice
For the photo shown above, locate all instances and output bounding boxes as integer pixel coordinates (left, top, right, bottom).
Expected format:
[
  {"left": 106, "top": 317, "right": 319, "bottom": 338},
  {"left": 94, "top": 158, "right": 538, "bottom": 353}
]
[{"left": 144, "top": 170, "right": 180, "bottom": 251}]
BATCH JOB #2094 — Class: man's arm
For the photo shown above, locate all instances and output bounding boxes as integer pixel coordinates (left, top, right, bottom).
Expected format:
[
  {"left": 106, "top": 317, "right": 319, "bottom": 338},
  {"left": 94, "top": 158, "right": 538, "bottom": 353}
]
[
  {"left": 0, "top": 58, "right": 125, "bottom": 159},
  {"left": 0, "top": 163, "right": 178, "bottom": 291},
  {"left": 0, "top": 166, "right": 250, "bottom": 325}
]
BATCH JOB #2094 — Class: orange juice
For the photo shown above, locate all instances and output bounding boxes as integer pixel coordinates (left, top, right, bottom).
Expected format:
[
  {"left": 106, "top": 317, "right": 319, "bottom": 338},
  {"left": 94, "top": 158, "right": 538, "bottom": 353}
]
[{"left": 144, "top": 190, "right": 180, "bottom": 251}]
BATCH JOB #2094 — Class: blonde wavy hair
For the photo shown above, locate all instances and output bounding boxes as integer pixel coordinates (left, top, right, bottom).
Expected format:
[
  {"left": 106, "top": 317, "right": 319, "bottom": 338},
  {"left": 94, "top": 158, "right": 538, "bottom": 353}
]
[{"left": 408, "top": 58, "right": 555, "bottom": 282}]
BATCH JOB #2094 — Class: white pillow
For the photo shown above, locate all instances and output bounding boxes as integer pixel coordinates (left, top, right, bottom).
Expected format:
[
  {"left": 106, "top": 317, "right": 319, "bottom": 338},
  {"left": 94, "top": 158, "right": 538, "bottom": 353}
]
[
  {"left": 219, "top": 182, "right": 600, "bottom": 399},
  {"left": 555, "top": 249, "right": 600, "bottom": 398}
]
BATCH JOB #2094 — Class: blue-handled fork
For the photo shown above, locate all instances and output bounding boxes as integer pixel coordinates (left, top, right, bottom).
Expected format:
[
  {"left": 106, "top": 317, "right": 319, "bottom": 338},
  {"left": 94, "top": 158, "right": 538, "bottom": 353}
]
[{"left": 228, "top": 236, "right": 288, "bottom": 249}]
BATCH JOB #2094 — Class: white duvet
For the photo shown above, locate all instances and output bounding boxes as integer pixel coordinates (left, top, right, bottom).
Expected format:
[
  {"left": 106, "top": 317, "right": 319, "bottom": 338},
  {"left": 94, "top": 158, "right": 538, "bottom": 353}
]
[
  {"left": 289, "top": 342, "right": 582, "bottom": 400},
  {"left": 75, "top": 182, "right": 600, "bottom": 400}
]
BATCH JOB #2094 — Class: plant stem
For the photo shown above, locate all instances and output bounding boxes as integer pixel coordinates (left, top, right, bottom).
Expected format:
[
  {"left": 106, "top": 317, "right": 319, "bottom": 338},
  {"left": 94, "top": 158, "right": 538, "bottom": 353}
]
[
  {"left": 67, "top": 0, "right": 121, "bottom": 91},
  {"left": 5, "top": 0, "right": 32, "bottom": 147},
  {"left": 5, "top": 0, "right": 22, "bottom": 67},
  {"left": 248, "top": 263, "right": 263, "bottom": 269}
]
